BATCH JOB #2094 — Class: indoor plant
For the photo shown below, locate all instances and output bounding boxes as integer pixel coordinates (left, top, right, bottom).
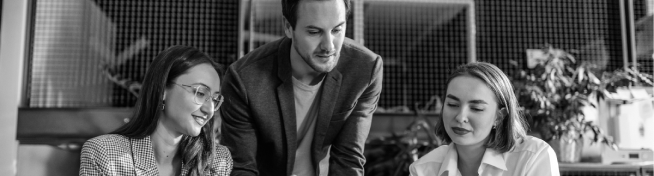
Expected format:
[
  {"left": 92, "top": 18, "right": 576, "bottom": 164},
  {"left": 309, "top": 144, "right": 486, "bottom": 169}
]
[
  {"left": 511, "top": 46, "right": 618, "bottom": 162},
  {"left": 364, "top": 96, "right": 442, "bottom": 176}
]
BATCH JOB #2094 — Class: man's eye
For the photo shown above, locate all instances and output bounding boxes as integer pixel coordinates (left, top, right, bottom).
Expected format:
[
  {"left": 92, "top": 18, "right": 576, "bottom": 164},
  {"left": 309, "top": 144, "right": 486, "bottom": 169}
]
[
  {"left": 332, "top": 29, "right": 342, "bottom": 34},
  {"left": 308, "top": 31, "right": 320, "bottom": 35}
]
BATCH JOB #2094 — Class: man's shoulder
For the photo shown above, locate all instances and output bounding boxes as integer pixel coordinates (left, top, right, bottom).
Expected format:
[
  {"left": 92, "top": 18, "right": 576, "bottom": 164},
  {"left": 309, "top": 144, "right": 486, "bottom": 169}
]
[
  {"left": 230, "top": 38, "right": 286, "bottom": 73},
  {"left": 340, "top": 38, "right": 379, "bottom": 62}
]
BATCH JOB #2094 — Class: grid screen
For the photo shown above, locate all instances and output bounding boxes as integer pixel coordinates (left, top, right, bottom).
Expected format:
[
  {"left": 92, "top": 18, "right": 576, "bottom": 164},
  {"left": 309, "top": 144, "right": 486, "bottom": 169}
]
[
  {"left": 635, "top": 0, "right": 654, "bottom": 77},
  {"left": 476, "top": 0, "right": 625, "bottom": 77},
  {"left": 561, "top": 171, "right": 640, "bottom": 176},
  {"left": 28, "top": 0, "right": 239, "bottom": 107},
  {"left": 25, "top": 0, "right": 642, "bottom": 110},
  {"left": 363, "top": 1, "right": 470, "bottom": 112}
]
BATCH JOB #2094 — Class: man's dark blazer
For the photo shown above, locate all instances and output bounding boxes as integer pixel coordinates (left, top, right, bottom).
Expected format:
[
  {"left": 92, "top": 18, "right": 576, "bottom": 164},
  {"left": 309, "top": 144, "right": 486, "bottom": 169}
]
[{"left": 220, "top": 37, "right": 383, "bottom": 176}]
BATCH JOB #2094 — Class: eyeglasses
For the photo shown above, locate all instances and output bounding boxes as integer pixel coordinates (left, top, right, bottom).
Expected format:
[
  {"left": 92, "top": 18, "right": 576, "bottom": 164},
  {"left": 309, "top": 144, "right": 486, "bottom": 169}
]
[{"left": 173, "top": 83, "right": 224, "bottom": 110}]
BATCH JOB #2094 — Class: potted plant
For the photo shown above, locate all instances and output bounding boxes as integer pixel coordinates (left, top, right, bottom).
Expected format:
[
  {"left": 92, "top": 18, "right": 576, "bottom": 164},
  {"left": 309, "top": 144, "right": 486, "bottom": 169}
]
[{"left": 511, "top": 46, "right": 620, "bottom": 163}]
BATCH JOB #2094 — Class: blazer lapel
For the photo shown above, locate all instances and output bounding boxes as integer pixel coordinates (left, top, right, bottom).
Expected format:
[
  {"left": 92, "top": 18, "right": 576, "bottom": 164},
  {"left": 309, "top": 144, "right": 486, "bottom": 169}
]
[
  {"left": 311, "top": 70, "right": 341, "bottom": 166},
  {"left": 276, "top": 37, "right": 298, "bottom": 176},
  {"left": 131, "top": 136, "right": 158, "bottom": 175}
]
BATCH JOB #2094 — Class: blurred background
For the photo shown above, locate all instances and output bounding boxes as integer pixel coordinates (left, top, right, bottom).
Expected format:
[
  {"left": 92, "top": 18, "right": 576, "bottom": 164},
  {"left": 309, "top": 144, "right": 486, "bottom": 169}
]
[{"left": 0, "top": 0, "right": 653, "bottom": 175}]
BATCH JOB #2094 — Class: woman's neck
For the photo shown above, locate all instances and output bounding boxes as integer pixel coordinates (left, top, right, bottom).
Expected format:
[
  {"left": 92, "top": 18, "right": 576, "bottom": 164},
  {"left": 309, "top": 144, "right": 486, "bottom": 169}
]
[
  {"left": 151, "top": 120, "right": 183, "bottom": 165},
  {"left": 454, "top": 143, "right": 486, "bottom": 176}
]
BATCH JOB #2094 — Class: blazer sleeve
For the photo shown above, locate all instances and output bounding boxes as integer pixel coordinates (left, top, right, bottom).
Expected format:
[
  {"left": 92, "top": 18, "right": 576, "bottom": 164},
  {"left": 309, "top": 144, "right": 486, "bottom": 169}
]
[
  {"left": 79, "top": 140, "right": 104, "bottom": 176},
  {"left": 329, "top": 56, "right": 383, "bottom": 176},
  {"left": 219, "top": 66, "right": 258, "bottom": 176}
]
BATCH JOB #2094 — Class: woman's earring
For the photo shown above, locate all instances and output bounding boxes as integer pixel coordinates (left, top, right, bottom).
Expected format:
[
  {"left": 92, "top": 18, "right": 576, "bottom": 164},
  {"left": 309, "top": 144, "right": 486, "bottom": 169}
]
[{"left": 161, "top": 102, "right": 166, "bottom": 111}]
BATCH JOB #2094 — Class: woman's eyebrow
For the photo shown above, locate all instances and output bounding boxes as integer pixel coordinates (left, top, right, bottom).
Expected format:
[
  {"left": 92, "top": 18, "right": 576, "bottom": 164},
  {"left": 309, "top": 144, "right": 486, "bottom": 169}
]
[
  {"left": 447, "top": 94, "right": 488, "bottom": 104},
  {"left": 189, "top": 82, "right": 216, "bottom": 92},
  {"left": 469, "top": 100, "right": 488, "bottom": 104},
  {"left": 446, "top": 94, "right": 459, "bottom": 101}
]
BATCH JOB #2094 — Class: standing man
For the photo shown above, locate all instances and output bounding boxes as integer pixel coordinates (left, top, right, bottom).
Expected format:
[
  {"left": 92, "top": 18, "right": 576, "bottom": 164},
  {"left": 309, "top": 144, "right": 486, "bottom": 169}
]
[{"left": 220, "top": 0, "right": 382, "bottom": 175}]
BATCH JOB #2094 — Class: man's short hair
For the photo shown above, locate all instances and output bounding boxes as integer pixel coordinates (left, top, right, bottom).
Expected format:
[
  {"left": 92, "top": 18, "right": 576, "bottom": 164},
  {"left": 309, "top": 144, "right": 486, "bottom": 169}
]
[{"left": 282, "top": 0, "right": 351, "bottom": 29}]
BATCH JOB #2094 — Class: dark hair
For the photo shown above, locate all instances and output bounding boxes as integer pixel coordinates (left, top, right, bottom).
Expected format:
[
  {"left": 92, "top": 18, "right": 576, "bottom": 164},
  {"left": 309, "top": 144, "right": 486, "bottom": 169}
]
[
  {"left": 112, "top": 45, "right": 225, "bottom": 175},
  {"left": 282, "top": 0, "right": 351, "bottom": 29},
  {"left": 435, "top": 62, "right": 527, "bottom": 153}
]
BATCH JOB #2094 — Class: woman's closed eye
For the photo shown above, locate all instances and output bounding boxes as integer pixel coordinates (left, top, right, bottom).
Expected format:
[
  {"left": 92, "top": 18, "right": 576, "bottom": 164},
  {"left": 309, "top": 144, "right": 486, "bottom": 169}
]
[
  {"left": 470, "top": 105, "right": 485, "bottom": 112},
  {"left": 446, "top": 103, "right": 460, "bottom": 107}
]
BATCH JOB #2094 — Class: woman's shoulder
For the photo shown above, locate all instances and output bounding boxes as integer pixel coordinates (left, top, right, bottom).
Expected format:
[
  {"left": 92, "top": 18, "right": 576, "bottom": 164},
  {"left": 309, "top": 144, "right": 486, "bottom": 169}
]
[
  {"left": 413, "top": 144, "right": 452, "bottom": 166},
  {"left": 214, "top": 144, "right": 231, "bottom": 159},
  {"left": 512, "top": 136, "right": 552, "bottom": 153},
  {"left": 211, "top": 143, "right": 233, "bottom": 175},
  {"left": 83, "top": 134, "right": 130, "bottom": 151}
]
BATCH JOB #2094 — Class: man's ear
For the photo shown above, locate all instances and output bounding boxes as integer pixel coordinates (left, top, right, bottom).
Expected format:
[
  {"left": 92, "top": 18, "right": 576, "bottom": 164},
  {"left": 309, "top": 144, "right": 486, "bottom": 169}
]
[{"left": 283, "top": 17, "right": 293, "bottom": 39}]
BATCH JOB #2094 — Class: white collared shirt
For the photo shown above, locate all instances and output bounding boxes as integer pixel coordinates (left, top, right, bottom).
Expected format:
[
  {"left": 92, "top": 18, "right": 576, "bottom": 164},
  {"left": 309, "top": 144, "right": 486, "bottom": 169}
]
[{"left": 409, "top": 136, "right": 559, "bottom": 176}]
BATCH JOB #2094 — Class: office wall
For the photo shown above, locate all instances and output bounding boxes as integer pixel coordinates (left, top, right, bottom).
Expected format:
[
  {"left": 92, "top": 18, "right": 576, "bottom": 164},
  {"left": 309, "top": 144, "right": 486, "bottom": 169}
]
[{"left": 0, "top": 0, "right": 28, "bottom": 175}]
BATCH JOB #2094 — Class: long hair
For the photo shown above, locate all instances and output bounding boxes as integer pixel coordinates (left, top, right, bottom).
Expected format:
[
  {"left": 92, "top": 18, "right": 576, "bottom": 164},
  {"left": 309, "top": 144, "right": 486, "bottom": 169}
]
[
  {"left": 112, "top": 45, "right": 226, "bottom": 175},
  {"left": 434, "top": 62, "right": 527, "bottom": 153}
]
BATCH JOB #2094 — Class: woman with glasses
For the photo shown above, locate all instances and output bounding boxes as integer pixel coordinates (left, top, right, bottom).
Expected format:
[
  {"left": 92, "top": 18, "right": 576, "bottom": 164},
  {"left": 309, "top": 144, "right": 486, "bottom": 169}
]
[{"left": 80, "top": 46, "right": 232, "bottom": 176}]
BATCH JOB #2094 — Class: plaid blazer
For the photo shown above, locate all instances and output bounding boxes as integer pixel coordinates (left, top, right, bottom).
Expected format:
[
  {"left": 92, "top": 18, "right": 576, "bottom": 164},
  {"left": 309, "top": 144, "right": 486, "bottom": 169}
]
[{"left": 79, "top": 134, "right": 232, "bottom": 176}]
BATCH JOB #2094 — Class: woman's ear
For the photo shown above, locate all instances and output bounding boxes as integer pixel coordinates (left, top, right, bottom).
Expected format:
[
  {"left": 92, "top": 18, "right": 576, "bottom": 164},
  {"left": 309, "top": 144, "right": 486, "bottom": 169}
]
[
  {"left": 498, "top": 107, "right": 507, "bottom": 118},
  {"left": 496, "top": 107, "right": 508, "bottom": 126}
]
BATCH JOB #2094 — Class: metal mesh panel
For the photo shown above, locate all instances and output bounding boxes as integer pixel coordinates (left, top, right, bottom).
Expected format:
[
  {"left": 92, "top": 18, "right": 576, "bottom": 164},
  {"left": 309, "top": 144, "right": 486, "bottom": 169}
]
[
  {"left": 363, "top": 1, "right": 470, "bottom": 111},
  {"left": 28, "top": 0, "right": 239, "bottom": 107},
  {"left": 476, "top": 0, "right": 624, "bottom": 77},
  {"left": 636, "top": 0, "right": 654, "bottom": 77},
  {"left": 559, "top": 163, "right": 647, "bottom": 176},
  {"left": 561, "top": 171, "right": 640, "bottom": 176}
]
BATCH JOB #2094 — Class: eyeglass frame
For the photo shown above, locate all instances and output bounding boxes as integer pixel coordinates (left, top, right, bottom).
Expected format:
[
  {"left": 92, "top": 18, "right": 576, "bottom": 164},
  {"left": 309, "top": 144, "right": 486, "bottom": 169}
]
[{"left": 172, "top": 82, "right": 224, "bottom": 110}]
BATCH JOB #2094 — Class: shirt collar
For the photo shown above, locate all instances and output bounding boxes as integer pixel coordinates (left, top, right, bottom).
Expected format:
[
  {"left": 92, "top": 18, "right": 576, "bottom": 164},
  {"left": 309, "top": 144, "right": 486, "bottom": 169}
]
[
  {"left": 480, "top": 147, "right": 507, "bottom": 171},
  {"left": 437, "top": 144, "right": 508, "bottom": 176},
  {"left": 438, "top": 144, "right": 459, "bottom": 176}
]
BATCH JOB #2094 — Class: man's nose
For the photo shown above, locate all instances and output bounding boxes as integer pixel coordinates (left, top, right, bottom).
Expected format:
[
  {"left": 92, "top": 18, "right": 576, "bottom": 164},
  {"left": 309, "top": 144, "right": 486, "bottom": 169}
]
[{"left": 320, "top": 33, "right": 335, "bottom": 52}]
